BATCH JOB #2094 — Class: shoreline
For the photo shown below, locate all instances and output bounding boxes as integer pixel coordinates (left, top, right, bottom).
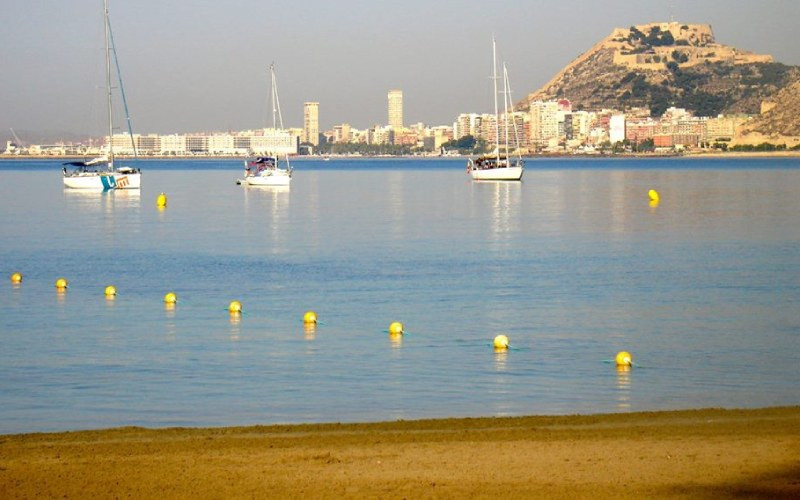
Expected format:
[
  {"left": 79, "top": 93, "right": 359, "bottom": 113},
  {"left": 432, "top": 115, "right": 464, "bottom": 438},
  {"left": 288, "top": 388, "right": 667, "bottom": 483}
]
[
  {"left": 2, "top": 151, "right": 800, "bottom": 161},
  {"left": 2, "top": 406, "right": 799, "bottom": 497}
]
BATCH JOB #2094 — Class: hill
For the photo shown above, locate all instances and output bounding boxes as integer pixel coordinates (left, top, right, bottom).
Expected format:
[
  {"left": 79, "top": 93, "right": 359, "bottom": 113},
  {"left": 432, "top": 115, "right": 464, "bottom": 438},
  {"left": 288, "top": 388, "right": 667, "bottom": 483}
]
[
  {"left": 521, "top": 22, "right": 800, "bottom": 122},
  {"left": 734, "top": 79, "right": 800, "bottom": 147}
]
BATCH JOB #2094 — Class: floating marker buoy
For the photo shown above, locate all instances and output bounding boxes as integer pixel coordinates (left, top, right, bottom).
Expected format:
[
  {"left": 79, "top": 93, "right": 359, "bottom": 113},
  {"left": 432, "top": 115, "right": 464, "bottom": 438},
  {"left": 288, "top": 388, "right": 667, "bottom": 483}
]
[
  {"left": 10, "top": 272, "right": 22, "bottom": 284},
  {"left": 615, "top": 351, "right": 633, "bottom": 367},
  {"left": 648, "top": 189, "right": 659, "bottom": 202},
  {"left": 55, "top": 277, "right": 68, "bottom": 289},
  {"left": 303, "top": 311, "right": 317, "bottom": 324},
  {"left": 493, "top": 334, "right": 510, "bottom": 350},
  {"left": 156, "top": 192, "right": 167, "bottom": 208},
  {"left": 388, "top": 321, "right": 404, "bottom": 335},
  {"left": 104, "top": 285, "right": 117, "bottom": 297},
  {"left": 164, "top": 292, "right": 177, "bottom": 304},
  {"left": 228, "top": 300, "right": 242, "bottom": 314}
]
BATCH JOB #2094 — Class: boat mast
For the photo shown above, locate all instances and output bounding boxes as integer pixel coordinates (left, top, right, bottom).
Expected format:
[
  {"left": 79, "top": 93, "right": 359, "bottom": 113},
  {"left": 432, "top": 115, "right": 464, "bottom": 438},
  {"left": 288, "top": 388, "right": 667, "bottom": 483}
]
[
  {"left": 492, "top": 37, "right": 500, "bottom": 165},
  {"left": 271, "top": 63, "right": 284, "bottom": 129},
  {"left": 502, "top": 62, "right": 510, "bottom": 160},
  {"left": 270, "top": 63, "right": 289, "bottom": 169},
  {"left": 504, "top": 63, "right": 523, "bottom": 163},
  {"left": 103, "top": 0, "right": 114, "bottom": 170}
]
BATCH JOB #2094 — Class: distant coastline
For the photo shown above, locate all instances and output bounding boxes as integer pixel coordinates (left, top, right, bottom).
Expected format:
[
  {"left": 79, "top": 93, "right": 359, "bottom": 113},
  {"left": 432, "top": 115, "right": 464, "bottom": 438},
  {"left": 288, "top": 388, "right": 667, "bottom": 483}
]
[{"left": 3, "top": 151, "right": 800, "bottom": 161}]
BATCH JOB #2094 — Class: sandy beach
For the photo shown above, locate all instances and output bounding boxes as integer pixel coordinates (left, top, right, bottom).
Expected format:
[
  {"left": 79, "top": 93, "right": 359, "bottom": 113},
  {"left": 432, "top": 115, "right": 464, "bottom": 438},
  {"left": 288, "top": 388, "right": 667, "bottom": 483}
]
[{"left": 1, "top": 406, "right": 798, "bottom": 498}]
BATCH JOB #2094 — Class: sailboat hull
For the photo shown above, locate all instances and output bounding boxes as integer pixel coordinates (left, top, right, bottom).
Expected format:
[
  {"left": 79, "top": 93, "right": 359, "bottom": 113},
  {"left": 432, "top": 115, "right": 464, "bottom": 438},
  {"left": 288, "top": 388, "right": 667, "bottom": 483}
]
[
  {"left": 63, "top": 172, "right": 141, "bottom": 190},
  {"left": 239, "top": 170, "right": 291, "bottom": 186},
  {"left": 470, "top": 166, "right": 524, "bottom": 181}
]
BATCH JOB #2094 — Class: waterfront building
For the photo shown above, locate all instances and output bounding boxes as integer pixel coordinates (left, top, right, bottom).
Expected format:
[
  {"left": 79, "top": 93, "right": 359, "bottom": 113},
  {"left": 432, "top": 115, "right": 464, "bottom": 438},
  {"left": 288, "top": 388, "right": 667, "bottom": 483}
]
[
  {"left": 454, "top": 113, "right": 482, "bottom": 139},
  {"left": 388, "top": 89, "right": 403, "bottom": 129},
  {"left": 247, "top": 128, "right": 298, "bottom": 155},
  {"left": 609, "top": 114, "right": 626, "bottom": 144},
  {"left": 497, "top": 112, "right": 527, "bottom": 150},
  {"left": 625, "top": 118, "right": 658, "bottom": 144},
  {"left": 208, "top": 134, "right": 237, "bottom": 155},
  {"left": 369, "top": 125, "right": 393, "bottom": 145},
  {"left": 185, "top": 135, "right": 209, "bottom": 154},
  {"left": 108, "top": 133, "right": 137, "bottom": 155},
  {"left": 529, "top": 101, "right": 559, "bottom": 149},
  {"left": 332, "top": 123, "right": 351, "bottom": 143},
  {"left": 570, "top": 111, "right": 592, "bottom": 142},
  {"left": 160, "top": 134, "right": 186, "bottom": 155},
  {"left": 706, "top": 115, "right": 748, "bottom": 142},
  {"left": 429, "top": 126, "right": 454, "bottom": 150},
  {"left": 136, "top": 134, "right": 161, "bottom": 155},
  {"left": 303, "top": 102, "right": 320, "bottom": 146}
]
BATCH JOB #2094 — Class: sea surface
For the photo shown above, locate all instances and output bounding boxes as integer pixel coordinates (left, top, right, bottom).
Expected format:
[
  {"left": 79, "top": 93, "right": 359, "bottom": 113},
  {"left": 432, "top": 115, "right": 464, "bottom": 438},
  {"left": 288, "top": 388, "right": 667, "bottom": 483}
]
[{"left": 1, "top": 157, "right": 799, "bottom": 434}]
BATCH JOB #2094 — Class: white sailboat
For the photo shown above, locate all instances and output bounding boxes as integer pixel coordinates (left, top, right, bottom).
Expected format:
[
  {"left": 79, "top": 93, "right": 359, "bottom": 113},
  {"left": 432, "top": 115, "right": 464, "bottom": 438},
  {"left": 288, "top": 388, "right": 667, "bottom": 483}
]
[
  {"left": 467, "top": 38, "right": 524, "bottom": 181},
  {"left": 63, "top": 0, "right": 141, "bottom": 190},
  {"left": 238, "top": 63, "right": 292, "bottom": 187}
]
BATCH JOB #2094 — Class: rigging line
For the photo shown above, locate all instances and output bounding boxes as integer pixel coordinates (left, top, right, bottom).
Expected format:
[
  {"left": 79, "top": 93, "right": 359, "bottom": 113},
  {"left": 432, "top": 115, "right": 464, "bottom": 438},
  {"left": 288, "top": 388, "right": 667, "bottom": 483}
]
[{"left": 107, "top": 14, "right": 137, "bottom": 159}]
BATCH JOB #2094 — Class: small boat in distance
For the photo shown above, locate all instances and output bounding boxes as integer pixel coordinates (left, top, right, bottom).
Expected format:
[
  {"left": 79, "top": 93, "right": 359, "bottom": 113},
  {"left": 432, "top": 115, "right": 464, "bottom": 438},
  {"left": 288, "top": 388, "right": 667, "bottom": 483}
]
[
  {"left": 63, "top": 0, "right": 140, "bottom": 190},
  {"left": 237, "top": 63, "right": 292, "bottom": 187},
  {"left": 237, "top": 156, "right": 292, "bottom": 186},
  {"left": 467, "top": 37, "right": 524, "bottom": 181}
]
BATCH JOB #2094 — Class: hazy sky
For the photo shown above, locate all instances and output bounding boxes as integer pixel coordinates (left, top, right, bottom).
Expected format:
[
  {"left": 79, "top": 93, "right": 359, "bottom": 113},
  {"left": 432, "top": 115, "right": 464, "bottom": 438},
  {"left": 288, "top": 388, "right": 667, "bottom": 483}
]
[{"left": 2, "top": 0, "right": 799, "bottom": 139}]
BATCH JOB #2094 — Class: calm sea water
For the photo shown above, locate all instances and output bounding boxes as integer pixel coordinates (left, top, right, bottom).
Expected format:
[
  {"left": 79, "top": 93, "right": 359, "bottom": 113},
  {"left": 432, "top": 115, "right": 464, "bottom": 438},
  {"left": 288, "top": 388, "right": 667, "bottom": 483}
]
[{"left": 1, "top": 157, "right": 799, "bottom": 434}]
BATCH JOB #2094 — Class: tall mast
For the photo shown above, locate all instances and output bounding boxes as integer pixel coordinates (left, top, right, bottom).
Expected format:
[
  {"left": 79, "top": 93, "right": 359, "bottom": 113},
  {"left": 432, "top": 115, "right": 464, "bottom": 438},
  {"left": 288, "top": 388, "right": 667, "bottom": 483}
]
[
  {"left": 492, "top": 37, "right": 500, "bottom": 164},
  {"left": 502, "top": 62, "right": 510, "bottom": 159},
  {"left": 270, "top": 63, "right": 276, "bottom": 129},
  {"left": 270, "top": 63, "right": 284, "bottom": 129},
  {"left": 104, "top": 0, "right": 114, "bottom": 169}
]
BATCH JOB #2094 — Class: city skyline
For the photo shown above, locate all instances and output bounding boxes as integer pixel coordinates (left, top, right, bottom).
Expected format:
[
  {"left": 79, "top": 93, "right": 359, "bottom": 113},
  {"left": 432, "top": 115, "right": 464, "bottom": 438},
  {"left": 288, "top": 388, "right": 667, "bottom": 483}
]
[{"left": 2, "top": 0, "right": 800, "bottom": 140}]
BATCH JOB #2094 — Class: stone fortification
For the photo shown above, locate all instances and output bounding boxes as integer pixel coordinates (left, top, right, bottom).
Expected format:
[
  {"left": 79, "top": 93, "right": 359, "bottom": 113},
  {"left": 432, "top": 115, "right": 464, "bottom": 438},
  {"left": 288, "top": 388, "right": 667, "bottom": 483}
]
[{"left": 609, "top": 22, "right": 772, "bottom": 70}]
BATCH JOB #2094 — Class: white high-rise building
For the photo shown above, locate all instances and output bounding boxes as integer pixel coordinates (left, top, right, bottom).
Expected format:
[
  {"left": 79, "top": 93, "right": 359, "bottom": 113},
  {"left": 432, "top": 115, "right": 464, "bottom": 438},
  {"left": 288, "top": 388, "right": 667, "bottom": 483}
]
[
  {"left": 388, "top": 89, "right": 403, "bottom": 129},
  {"left": 529, "top": 101, "right": 560, "bottom": 148},
  {"left": 303, "top": 102, "right": 319, "bottom": 146}
]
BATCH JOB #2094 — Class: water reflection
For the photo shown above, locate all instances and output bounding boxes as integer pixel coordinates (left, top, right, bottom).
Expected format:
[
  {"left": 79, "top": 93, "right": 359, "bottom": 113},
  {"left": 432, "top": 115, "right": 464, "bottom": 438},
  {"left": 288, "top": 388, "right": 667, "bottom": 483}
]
[
  {"left": 387, "top": 171, "right": 406, "bottom": 241},
  {"left": 164, "top": 303, "right": 177, "bottom": 341},
  {"left": 493, "top": 350, "right": 508, "bottom": 371},
  {"left": 303, "top": 322, "right": 316, "bottom": 341},
  {"left": 242, "top": 184, "right": 290, "bottom": 255},
  {"left": 229, "top": 314, "right": 241, "bottom": 341},
  {"left": 475, "top": 181, "right": 521, "bottom": 249},
  {"left": 616, "top": 365, "right": 632, "bottom": 410},
  {"left": 389, "top": 332, "right": 403, "bottom": 349}
]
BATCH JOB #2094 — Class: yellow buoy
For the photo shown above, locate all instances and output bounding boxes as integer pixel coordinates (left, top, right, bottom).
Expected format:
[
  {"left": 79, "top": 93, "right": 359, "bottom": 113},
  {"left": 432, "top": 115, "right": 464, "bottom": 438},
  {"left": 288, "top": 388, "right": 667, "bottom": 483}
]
[
  {"left": 55, "top": 277, "right": 68, "bottom": 289},
  {"left": 164, "top": 292, "right": 177, "bottom": 304},
  {"left": 10, "top": 272, "right": 22, "bottom": 284},
  {"left": 156, "top": 192, "right": 167, "bottom": 208},
  {"left": 615, "top": 351, "right": 633, "bottom": 367},
  {"left": 104, "top": 285, "right": 117, "bottom": 297},
  {"left": 493, "top": 334, "right": 510, "bottom": 350},
  {"left": 388, "top": 321, "right": 404, "bottom": 335},
  {"left": 228, "top": 300, "right": 243, "bottom": 314},
  {"left": 303, "top": 311, "right": 318, "bottom": 324},
  {"left": 648, "top": 189, "right": 659, "bottom": 202}
]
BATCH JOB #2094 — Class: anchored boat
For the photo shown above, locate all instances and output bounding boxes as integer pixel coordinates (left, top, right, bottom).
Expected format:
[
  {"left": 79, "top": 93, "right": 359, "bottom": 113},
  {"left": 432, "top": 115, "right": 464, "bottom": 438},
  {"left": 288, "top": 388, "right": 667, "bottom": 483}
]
[
  {"left": 63, "top": 0, "right": 141, "bottom": 191},
  {"left": 238, "top": 63, "right": 292, "bottom": 187},
  {"left": 466, "top": 38, "right": 524, "bottom": 181}
]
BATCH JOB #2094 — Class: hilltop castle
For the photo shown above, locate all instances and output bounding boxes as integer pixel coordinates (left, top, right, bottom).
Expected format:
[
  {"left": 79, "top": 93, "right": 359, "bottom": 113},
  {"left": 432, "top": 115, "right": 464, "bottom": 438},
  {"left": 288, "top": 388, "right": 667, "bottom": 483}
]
[{"left": 609, "top": 22, "right": 773, "bottom": 70}]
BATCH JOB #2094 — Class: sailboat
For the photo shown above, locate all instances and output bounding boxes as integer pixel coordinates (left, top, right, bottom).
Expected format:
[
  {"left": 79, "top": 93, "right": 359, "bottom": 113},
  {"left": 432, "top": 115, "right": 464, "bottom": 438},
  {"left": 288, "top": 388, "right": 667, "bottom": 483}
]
[
  {"left": 466, "top": 38, "right": 524, "bottom": 181},
  {"left": 237, "top": 63, "right": 292, "bottom": 187},
  {"left": 63, "top": 0, "right": 141, "bottom": 190}
]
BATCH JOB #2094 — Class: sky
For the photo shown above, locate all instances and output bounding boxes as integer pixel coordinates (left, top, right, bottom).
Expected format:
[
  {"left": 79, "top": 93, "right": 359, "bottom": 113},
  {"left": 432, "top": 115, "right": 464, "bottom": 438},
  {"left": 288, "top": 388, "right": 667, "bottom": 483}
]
[{"left": 2, "top": 0, "right": 799, "bottom": 141}]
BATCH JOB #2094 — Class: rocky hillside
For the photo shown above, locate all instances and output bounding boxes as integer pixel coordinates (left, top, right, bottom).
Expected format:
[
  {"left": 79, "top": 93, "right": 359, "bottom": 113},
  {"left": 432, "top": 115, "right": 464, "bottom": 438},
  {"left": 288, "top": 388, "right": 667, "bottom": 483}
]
[
  {"left": 734, "top": 79, "right": 800, "bottom": 146},
  {"left": 521, "top": 22, "right": 800, "bottom": 120}
]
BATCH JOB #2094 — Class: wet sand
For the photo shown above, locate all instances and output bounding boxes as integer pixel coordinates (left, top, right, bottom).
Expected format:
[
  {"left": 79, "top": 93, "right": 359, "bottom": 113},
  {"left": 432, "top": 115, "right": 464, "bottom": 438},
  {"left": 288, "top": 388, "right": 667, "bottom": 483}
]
[{"left": 1, "top": 406, "right": 799, "bottom": 498}]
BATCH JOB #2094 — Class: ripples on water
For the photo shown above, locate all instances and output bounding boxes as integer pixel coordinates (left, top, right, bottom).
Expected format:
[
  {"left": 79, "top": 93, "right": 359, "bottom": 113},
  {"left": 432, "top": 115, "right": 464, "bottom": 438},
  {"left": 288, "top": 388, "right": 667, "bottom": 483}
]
[{"left": 1, "top": 157, "right": 799, "bottom": 433}]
